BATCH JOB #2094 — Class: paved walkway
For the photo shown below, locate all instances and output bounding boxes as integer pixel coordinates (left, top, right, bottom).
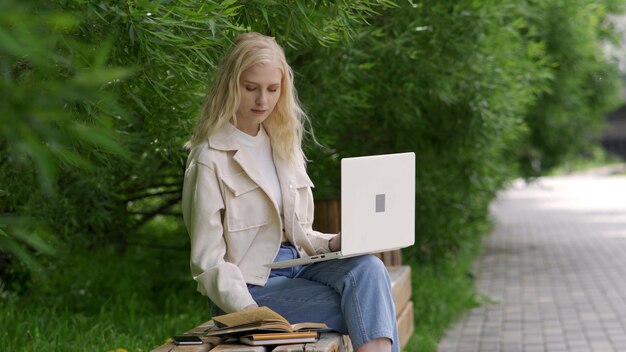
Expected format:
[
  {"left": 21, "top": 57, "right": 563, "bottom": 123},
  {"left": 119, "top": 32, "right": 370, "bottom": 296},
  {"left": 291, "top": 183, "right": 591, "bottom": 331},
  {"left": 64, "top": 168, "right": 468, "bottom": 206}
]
[{"left": 437, "top": 167, "right": 626, "bottom": 352}]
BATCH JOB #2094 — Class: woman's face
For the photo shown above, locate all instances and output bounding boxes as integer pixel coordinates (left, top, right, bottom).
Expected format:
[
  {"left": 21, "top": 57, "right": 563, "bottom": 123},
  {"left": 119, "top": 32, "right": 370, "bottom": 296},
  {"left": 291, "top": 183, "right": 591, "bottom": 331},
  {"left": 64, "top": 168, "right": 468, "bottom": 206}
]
[{"left": 235, "top": 63, "right": 282, "bottom": 136}]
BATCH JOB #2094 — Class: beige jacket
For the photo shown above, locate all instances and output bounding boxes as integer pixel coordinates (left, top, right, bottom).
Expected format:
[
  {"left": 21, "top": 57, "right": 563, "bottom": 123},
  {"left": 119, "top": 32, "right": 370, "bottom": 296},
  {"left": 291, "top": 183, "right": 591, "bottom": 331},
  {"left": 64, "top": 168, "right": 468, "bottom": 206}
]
[{"left": 181, "top": 123, "right": 336, "bottom": 313}]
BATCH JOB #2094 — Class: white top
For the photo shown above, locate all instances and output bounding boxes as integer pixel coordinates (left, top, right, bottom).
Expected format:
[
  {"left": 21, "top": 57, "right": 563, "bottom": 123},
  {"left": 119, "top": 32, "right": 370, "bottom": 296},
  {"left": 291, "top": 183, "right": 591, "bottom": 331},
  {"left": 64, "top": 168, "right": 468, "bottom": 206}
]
[{"left": 232, "top": 126, "right": 284, "bottom": 217}]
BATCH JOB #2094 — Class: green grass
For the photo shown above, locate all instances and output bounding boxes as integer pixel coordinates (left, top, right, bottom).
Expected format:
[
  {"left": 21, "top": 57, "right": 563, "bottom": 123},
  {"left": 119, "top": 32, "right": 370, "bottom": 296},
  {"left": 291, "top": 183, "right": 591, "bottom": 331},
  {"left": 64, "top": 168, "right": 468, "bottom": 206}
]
[
  {"left": 401, "top": 237, "right": 483, "bottom": 352},
  {"left": 1, "top": 241, "right": 208, "bottom": 351},
  {"left": 1, "top": 221, "right": 485, "bottom": 351}
]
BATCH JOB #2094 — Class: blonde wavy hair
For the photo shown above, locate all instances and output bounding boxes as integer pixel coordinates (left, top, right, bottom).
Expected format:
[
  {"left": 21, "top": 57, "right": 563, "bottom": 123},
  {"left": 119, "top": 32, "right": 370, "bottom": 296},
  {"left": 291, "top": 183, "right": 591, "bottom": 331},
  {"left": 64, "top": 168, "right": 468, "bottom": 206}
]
[{"left": 184, "top": 32, "right": 308, "bottom": 165}]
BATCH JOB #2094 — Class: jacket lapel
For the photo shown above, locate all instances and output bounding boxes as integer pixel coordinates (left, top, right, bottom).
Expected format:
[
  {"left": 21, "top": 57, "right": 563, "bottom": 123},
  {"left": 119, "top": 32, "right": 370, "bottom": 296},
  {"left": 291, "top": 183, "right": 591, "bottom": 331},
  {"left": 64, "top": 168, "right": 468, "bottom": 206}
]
[
  {"left": 210, "top": 123, "right": 281, "bottom": 215},
  {"left": 232, "top": 149, "right": 278, "bottom": 211}
]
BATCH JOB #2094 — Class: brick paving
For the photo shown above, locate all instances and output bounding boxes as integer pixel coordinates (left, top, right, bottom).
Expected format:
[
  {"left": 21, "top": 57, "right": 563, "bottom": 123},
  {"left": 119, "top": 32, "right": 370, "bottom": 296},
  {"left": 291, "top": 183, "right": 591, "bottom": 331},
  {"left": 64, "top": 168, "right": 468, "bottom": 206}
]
[{"left": 437, "top": 169, "right": 626, "bottom": 352}]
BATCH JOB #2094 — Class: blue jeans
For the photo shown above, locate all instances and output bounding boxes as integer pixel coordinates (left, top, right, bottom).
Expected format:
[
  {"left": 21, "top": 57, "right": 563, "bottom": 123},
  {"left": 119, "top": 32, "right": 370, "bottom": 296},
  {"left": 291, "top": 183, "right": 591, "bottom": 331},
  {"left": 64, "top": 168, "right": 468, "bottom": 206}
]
[{"left": 247, "top": 244, "right": 400, "bottom": 351}]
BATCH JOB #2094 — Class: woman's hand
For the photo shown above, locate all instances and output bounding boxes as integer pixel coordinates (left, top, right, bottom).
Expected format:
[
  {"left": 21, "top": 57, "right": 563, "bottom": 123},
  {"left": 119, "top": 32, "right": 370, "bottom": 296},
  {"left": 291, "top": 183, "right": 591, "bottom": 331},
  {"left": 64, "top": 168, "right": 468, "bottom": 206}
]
[{"left": 329, "top": 233, "right": 341, "bottom": 252}]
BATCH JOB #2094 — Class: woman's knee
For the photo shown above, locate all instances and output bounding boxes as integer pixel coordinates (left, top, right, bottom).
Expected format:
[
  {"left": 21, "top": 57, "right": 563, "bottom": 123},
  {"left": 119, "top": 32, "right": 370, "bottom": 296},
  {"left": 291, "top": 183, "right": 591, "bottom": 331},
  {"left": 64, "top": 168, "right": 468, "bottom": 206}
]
[{"left": 349, "top": 254, "right": 388, "bottom": 279}]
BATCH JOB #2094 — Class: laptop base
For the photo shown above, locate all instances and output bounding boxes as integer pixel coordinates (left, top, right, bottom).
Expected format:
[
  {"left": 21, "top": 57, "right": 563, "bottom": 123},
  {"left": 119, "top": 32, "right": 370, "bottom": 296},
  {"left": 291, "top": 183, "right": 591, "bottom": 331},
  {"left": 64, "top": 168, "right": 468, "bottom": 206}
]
[{"left": 264, "top": 251, "right": 344, "bottom": 269}]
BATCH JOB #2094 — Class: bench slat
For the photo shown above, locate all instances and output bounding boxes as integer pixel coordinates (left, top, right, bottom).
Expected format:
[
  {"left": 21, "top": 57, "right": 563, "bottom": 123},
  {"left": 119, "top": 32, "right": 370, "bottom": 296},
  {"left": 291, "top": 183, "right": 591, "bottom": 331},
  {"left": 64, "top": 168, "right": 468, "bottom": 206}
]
[
  {"left": 388, "top": 265, "right": 412, "bottom": 317},
  {"left": 150, "top": 338, "right": 216, "bottom": 352},
  {"left": 397, "top": 300, "right": 414, "bottom": 347},
  {"left": 209, "top": 343, "right": 267, "bottom": 351},
  {"left": 387, "top": 265, "right": 414, "bottom": 346},
  {"left": 272, "top": 332, "right": 347, "bottom": 352}
]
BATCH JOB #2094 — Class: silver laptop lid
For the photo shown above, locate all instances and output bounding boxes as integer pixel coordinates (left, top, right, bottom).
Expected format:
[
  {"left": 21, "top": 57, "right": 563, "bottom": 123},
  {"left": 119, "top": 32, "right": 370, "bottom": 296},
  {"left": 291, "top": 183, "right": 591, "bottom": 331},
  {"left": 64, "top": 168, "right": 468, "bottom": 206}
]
[{"left": 340, "top": 152, "right": 415, "bottom": 256}]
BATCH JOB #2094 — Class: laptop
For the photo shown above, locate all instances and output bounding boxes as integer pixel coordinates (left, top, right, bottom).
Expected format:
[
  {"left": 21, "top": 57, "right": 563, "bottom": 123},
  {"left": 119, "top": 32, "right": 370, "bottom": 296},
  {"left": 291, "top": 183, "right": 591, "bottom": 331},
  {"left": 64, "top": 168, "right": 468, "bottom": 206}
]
[{"left": 265, "top": 152, "right": 415, "bottom": 269}]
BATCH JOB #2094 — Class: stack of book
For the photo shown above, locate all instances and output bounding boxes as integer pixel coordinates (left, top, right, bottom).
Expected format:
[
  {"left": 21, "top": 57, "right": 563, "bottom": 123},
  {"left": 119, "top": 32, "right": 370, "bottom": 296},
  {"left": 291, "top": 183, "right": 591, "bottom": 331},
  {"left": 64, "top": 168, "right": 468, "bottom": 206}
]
[{"left": 206, "top": 306, "right": 330, "bottom": 346}]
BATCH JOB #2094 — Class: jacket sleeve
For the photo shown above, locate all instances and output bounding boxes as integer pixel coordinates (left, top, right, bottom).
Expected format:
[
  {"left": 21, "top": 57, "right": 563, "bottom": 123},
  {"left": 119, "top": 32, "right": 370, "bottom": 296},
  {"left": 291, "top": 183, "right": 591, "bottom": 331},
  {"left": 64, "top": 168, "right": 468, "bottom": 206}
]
[
  {"left": 303, "top": 187, "right": 338, "bottom": 254},
  {"left": 181, "top": 160, "right": 256, "bottom": 313}
]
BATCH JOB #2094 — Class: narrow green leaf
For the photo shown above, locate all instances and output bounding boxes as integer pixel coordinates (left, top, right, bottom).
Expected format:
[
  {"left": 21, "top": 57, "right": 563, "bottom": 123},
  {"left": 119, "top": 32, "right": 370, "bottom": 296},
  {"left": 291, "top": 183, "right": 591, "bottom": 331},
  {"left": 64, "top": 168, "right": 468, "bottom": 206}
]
[
  {"left": 11, "top": 227, "right": 56, "bottom": 256},
  {"left": 0, "top": 229, "right": 42, "bottom": 272},
  {"left": 72, "top": 67, "right": 135, "bottom": 87},
  {"left": 56, "top": 149, "right": 95, "bottom": 171},
  {"left": 16, "top": 141, "right": 57, "bottom": 194},
  {"left": 68, "top": 123, "right": 129, "bottom": 160}
]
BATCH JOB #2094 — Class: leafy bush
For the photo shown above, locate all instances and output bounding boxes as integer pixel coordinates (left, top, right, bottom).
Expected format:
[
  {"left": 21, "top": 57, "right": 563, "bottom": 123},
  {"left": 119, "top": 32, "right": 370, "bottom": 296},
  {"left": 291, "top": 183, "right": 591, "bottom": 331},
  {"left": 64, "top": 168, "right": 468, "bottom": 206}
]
[
  {"left": 1, "top": 0, "right": 395, "bottom": 270},
  {"left": 4, "top": 0, "right": 623, "bottom": 269},
  {"left": 0, "top": 0, "right": 131, "bottom": 271},
  {"left": 299, "top": 0, "right": 553, "bottom": 259},
  {"left": 514, "top": 0, "right": 625, "bottom": 176}
]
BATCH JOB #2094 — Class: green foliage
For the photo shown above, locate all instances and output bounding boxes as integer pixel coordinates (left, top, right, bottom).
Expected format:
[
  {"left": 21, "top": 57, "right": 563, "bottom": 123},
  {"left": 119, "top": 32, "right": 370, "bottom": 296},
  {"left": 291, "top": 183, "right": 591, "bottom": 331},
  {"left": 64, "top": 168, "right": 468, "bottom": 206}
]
[
  {"left": 0, "top": 0, "right": 131, "bottom": 270},
  {"left": 548, "top": 144, "right": 624, "bottom": 175},
  {"left": 299, "top": 0, "right": 553, "bottom": 258},
  {"left": 1, "top": 0, "right": 397, "bottom": 270},
  {"left": 3, "top": 0, "right": 622, "bottom": 270},
  {"left": 515, "top": 0, "right": 625, "bottom": 176}
]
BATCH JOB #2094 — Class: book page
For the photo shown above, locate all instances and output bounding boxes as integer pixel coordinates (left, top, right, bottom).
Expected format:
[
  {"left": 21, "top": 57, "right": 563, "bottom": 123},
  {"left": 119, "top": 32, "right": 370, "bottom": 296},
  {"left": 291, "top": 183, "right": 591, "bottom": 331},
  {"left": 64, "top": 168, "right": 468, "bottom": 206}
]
[
  {"left": 291, "top": 322, "right": 329, "bottom": 331},
  {"left": 205, "top": 320, "right": 291, "bottom": 336},
  {"left": 212, "top": 306, "right": 288, "bottom": 327}
]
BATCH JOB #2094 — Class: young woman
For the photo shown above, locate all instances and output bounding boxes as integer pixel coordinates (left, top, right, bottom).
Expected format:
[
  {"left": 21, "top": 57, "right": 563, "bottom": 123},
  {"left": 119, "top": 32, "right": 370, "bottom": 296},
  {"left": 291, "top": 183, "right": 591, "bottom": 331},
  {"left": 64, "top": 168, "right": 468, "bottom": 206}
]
[{"left": 181, "top": 32, "right": 399, "bottom": 352}]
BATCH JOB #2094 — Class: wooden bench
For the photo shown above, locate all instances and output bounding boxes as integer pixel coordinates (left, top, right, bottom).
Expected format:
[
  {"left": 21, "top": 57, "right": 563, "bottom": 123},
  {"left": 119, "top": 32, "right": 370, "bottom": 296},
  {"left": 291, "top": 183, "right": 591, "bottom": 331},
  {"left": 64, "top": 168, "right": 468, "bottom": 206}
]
[
  {"left": 151, "top": 267, "right": 411, "bottom": 352},
  {"left": 151, "top": 200, "right": 414, "bottom": 352}
]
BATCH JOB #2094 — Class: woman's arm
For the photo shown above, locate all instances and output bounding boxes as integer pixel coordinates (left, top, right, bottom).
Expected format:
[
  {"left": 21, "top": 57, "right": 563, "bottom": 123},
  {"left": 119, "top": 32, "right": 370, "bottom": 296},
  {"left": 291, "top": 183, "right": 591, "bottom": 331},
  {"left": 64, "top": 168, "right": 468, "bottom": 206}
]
[
  {"left": 299, "top": 186, "right": 339, "bottom": 253},
  {"left": 182, "top": 160, "right": 257, "bottom": 313}
]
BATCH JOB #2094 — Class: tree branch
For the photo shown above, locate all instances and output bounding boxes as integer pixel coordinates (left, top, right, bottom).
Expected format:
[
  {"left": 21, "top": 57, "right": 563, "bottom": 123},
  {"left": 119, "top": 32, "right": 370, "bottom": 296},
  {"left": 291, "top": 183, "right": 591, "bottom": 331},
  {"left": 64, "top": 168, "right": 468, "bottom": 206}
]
[
  {"left": 141, "top": 182, "right": 181, "bottom": 189},
  {"left": 128, "top": 210, "right": 182, "bottom": 217},
  {"left": 132, "top": 195, "right": 181, "bottom": 229},
  {"left": 125, "top": 189, "right": 181, "bottom": 202},
  {"left": 125, "top": 241, "right": 186, "bottom": 251}
]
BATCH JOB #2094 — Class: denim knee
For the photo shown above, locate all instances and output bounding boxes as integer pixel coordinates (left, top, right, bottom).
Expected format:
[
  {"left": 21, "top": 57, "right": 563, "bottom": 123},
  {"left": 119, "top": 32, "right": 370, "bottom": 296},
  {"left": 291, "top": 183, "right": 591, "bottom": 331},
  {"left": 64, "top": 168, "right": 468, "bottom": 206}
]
[{"left": 344, "top": 255, "right": 390, "bottom": 283}]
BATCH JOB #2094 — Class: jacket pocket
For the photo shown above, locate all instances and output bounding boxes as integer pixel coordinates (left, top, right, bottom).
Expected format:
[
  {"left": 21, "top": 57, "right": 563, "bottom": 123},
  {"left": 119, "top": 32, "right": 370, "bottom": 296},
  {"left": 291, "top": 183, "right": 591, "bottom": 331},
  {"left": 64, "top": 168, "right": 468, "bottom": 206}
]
[
  {"left": 221, "top": 172, "right": 269, "bottom": 232},
  {"left": 290, "top": 169, "right": 314, "bottom": 225},
  {"left": 294, "top": 186, "right": 311, "bottom": 225}
]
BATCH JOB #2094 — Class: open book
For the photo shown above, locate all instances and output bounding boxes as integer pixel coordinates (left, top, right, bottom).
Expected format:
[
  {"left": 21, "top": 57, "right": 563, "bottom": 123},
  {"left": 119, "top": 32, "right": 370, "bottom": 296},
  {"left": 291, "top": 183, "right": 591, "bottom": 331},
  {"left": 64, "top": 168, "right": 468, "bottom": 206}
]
[{"left": 205, "top": 306, "right": 329, "bottom": 337}]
